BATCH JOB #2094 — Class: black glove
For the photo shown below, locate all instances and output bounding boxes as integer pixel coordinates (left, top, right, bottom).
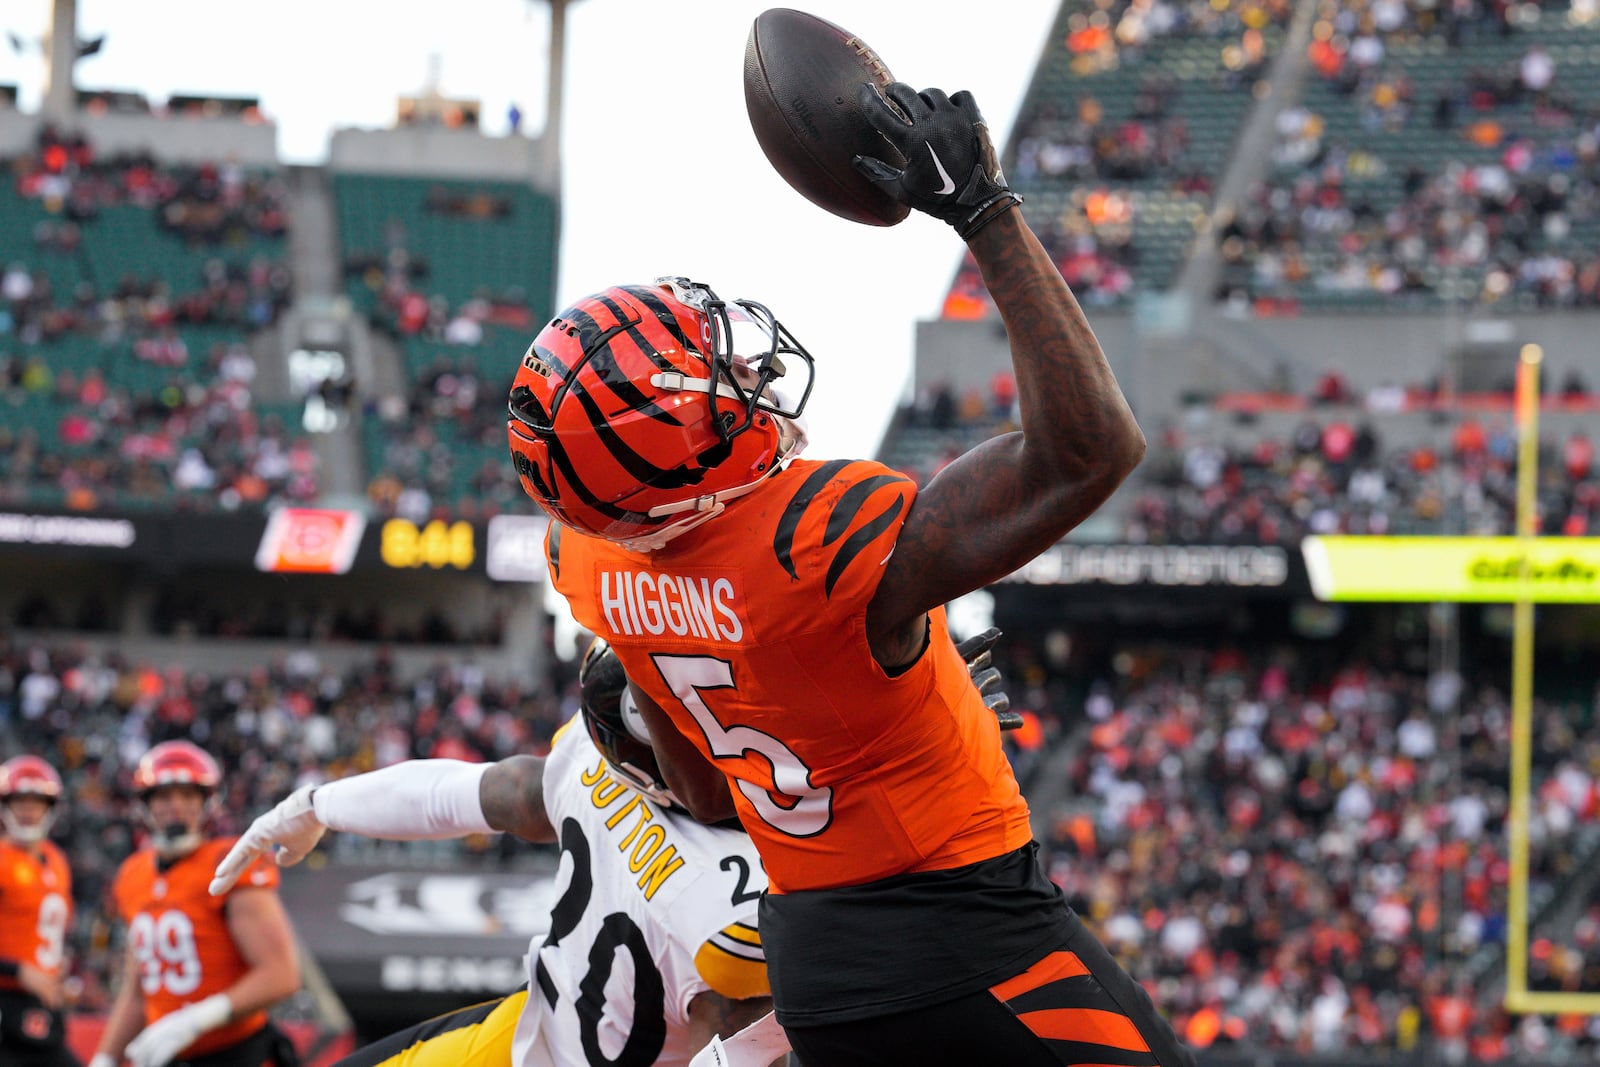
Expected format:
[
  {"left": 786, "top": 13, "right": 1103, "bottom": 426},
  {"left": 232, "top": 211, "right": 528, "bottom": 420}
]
[
  {"left": 955, "top": 627, "right": 1025, "bottom": 732},
  {"left": 853, "top": 82, "right": 1022, "bottom": 240}
]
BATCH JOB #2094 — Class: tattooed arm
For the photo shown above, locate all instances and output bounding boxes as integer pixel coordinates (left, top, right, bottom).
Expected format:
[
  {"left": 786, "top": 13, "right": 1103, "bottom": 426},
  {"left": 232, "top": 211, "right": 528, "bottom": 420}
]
[
  {"left": 867, "top": 210, "right": 1146, "bottom": 667},
  {"left": 478, "top": 755, "right": 556, "bottom": 844}
]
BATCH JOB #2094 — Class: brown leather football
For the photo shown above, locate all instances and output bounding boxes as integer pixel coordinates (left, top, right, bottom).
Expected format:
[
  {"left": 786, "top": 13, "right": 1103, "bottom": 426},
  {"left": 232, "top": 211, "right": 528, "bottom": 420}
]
[{"left": 743, "top": 8, "right": 909, "bottom": 227}]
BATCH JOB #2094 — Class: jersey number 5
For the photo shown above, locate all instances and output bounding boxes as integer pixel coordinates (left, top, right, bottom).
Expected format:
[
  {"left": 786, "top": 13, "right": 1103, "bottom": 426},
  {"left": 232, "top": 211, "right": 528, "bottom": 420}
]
[
  {"left": 128, "top": 910, "right": 203, "bottom": 997},
  {"left": 650, "top": 654, "right": 833, "bottom": 838}
]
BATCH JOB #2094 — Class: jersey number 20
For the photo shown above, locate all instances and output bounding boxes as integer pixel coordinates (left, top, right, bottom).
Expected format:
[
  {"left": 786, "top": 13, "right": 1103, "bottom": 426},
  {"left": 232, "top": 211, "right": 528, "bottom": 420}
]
[{"left": 536, "top": 818, "right": 665, "bottom": 1067}]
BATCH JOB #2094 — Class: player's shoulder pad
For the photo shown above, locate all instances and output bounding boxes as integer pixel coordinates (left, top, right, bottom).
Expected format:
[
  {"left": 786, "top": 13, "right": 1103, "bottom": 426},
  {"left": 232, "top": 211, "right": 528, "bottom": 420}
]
[
  {"left": 550, "top": 713, "right": 579, "bottom": 747},
  {"left": 769, "top": 459, "right": 915, "bottom": 596},
  {"left": 693, "top": 919, "right": 770, "bottom": 1000}
]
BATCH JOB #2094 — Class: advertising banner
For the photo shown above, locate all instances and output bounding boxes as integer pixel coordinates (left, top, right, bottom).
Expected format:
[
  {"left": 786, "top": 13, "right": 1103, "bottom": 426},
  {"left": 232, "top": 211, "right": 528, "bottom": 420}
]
[
  {"left": 255, "top": 508, "right": 367, "bottom": 574},
  {"left": 1004, "top": 543, "right": 1302, "bottom": 592},
  {"left": 278, "top": 864, "right": 557, "bottom": 998},
  {"left": 1303, "top": 536, "right": 1600, "bottom": 603}
]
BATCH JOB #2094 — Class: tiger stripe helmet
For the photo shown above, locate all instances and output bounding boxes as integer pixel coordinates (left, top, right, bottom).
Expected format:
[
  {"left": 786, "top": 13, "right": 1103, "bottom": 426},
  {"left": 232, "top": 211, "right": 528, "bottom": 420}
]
[
  {"left": 133, "top": 741, "right": 221, "bottom": 858},
  {"left": 508, "top": 278, "right": 813, "bottom": 551}
]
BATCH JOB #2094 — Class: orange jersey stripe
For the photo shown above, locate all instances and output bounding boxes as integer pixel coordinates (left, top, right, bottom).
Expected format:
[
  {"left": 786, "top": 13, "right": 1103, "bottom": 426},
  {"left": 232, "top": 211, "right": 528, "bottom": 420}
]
[
  {"left": 1013, "top": 1007, "right": 1154, "bottom": 1053},
  {"left": 988, "top": 950, "right": 1090, "bottom": 1002}
]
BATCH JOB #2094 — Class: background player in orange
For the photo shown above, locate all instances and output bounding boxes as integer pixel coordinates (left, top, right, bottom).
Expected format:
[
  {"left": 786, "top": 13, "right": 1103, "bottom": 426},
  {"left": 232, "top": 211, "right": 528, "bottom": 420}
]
[
  {"left": 0, "top": 755, "right": 78, "bottom": 1067},
  {"left": 505, "top": 81, "right": 1194, "bottom": 1067},
  {"left": 89, "top": 742, "right": 300, "bottom": 1067}
]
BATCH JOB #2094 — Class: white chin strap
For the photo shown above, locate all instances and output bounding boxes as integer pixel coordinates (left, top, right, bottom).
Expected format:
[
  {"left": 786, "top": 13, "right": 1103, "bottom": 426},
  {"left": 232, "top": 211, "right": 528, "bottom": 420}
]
[
  {"left": 617, "top": 394, "right": 808, "bottom": 554},
  {"left": 615, "top": 761, "right": 682, "bottom": 810},
  {"left": 2, "top": 808, "right": 54, "bottom": 844}
]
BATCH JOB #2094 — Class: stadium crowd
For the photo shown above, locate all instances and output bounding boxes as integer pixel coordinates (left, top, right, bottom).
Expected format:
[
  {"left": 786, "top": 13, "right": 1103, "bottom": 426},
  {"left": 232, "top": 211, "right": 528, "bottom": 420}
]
[
  {"left": 0, "top": 635, "right": 571, "bottom": 1012},
  {"left": 0, "top": 343, "right": 320, "bottom": 513},
  {"left": 1127, "top": 414, "right": 1599, "bottom": 543},
  {"left": 1050, "top": 0, "right": 1292, "bottom": 80},
  {"left": 4, "top": 621, "right": 1596, "bottom": 1060},
  {"left": 1034, "top": 640, "right": 1600, "bottom": 1060},
  {"left": 890, "top": 377, "right": 1599, "bottom": 543},
  {"left": 362, "top": 348, "right": 530, "bottom": 523},
  {"left": 1217, "top": 0, "right": 1600, "bottom": 311},
  {"left": 2, "top": 127, "right": 306, "bottom": 512}
]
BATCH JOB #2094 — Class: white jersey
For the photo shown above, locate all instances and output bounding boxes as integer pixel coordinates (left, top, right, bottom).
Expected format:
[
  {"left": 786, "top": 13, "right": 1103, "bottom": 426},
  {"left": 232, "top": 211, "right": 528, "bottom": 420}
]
[{"left": 514, "top": 718, "right": 769, "bottom": 1067}]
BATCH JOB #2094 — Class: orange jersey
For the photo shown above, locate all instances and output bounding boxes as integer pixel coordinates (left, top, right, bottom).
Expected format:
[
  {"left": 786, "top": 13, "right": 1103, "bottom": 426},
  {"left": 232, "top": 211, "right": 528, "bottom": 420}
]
[
  {"left": 111, "top": 837, "right": 280, "bottom": 1056},
  {"left": 0, "top": 839, "right": 72, "bottom": 990},
  {"left": 549, "top": 457, "right": 1034, "bottom": 893}
]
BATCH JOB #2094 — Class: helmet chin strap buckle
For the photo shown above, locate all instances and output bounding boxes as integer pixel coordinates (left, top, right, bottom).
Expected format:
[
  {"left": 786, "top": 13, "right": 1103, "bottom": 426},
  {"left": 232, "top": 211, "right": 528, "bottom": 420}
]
[{"left": 652, "top": 371, "right": 706, "bottom": 394}]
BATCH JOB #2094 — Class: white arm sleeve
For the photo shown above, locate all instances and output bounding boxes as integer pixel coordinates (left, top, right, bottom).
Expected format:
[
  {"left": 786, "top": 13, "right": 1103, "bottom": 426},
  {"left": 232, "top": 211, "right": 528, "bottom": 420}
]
[{"left": 311, "top": 760, "right": 495, "bottom": 839}]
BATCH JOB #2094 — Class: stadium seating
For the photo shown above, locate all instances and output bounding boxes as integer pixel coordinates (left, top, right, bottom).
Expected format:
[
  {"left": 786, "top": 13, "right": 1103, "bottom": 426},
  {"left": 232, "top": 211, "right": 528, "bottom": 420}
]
[
  {"left": 5, "top": 4, "right": 1600, "bottom": 1060},
  {"left": 0, "top": 132, "right": 309, "bottom": 510},
  {"left": 943, "top": 0, "right": 1293, "bottom": 315},
  {"left": 1032, "top": 640, "right": 1600, "bottom": 1057},
  {"left": 1219, "top": 1, "right": 1600, "bottom": 311},
  {"left": 330, "top": 173, "right": 555, "bottom": 517}
]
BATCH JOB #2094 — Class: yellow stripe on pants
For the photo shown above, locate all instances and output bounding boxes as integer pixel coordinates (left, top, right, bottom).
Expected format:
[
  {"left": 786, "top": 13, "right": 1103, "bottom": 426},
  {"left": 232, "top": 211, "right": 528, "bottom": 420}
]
[{"left": 339, "top": 989, "right": 527, "bottom": 1067}]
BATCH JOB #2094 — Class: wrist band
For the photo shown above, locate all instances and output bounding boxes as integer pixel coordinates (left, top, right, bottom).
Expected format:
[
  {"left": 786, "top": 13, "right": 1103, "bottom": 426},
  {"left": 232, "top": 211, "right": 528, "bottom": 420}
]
[{"left": 958, "top": 190, "right": 1024, "bottom": 241}]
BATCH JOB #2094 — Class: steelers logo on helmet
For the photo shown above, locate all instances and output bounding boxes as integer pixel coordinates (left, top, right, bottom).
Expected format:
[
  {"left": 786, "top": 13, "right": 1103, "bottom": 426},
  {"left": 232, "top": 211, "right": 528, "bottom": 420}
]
[{"left": 507, "top": 278, "right": 814, "bottom": 551}]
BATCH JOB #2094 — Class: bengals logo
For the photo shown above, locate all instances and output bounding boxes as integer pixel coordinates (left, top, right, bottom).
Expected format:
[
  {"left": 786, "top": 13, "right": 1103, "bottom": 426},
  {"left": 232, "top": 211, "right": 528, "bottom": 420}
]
[{"left": 23, "top": 1006, "right": 52, "bottom": 1040}]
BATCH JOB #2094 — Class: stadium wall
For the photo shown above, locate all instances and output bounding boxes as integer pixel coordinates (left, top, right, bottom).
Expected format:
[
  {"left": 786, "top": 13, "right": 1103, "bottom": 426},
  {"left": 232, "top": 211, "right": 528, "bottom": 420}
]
[
  {"left": 915, "top": 309, "right": 1597, "bottom": 421},
  {"left": 328, "top": 126, "right": 553, "bottom": 187},
  {"left": 0, "top": 107, "right": 279, "bottom": 165}
]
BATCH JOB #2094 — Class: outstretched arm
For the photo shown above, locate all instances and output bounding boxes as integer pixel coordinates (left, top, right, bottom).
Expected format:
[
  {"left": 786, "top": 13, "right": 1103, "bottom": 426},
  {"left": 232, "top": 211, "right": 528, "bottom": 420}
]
[
  {"left": 212, "top": 758, "right": 552, "bottom": 895},
  {"left": 90, "top": 950, "right": 147, "bottom": 1067},
  {"left": 854, "top": 85, "right": 1145, "bottom": 666},
  {"left": 477, "top": 756, "right": 556, "bottom": 843}
]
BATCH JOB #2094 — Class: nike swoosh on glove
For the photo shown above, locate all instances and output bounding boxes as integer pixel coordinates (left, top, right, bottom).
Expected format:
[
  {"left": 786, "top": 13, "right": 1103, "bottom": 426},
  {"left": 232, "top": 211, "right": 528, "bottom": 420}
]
[
  {"left": 210, "top": 784, "right": 323, "bottom": 896},
  {"left": 852, "top": 81, "right": 1021, "bottom": 239}
]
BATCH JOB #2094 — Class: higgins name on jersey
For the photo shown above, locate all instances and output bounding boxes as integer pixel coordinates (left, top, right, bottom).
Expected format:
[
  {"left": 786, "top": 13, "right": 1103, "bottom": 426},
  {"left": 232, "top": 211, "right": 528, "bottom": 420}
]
[{"left": 597, "top": 570, "right": 745, "bottom": 643}]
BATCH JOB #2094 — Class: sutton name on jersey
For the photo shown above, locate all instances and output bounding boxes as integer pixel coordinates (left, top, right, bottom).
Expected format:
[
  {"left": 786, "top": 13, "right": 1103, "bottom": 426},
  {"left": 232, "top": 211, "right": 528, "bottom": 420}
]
[{"left": 578, "top": 757, "right": 686, "bottom": 900}]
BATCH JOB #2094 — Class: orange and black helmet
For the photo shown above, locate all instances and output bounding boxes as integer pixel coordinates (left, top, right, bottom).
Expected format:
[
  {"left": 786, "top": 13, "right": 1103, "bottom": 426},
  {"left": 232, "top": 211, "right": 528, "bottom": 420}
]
[{"left": 507, "top": 278, "right": 813, "bottom": 550}]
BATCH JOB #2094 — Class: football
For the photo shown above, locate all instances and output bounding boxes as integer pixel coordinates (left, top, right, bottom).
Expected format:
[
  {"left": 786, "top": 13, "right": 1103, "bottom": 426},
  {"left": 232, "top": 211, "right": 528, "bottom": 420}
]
[{"left": 743, "top": 8, "right": 909, "bottom": 227}]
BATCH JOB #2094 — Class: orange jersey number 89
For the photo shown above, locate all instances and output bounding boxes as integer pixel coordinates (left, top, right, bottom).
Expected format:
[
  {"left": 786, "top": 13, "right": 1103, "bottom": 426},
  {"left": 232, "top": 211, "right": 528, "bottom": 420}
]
[{"left": 128, "top": 910, "right": 203, "bottom": 997}]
